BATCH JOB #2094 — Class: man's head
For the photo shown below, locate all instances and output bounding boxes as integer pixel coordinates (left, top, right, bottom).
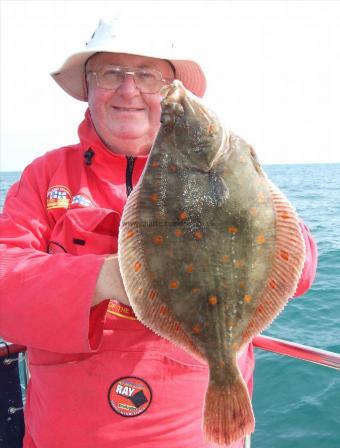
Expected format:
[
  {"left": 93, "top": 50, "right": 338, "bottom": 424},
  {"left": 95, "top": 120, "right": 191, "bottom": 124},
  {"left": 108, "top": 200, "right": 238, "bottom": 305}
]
[
  {"left": 50, "top": 18, "right": 207, "bottom": 155},
  {"left": 85, "top": 52, "right": 175, "bottom": 155}
]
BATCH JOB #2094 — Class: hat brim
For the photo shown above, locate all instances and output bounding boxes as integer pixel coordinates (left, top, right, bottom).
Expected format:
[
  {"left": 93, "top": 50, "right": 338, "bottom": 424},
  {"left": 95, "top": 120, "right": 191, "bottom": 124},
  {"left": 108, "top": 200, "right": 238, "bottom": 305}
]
[{"left": 50, "top": 50, "right": 207, "bottom": 100}]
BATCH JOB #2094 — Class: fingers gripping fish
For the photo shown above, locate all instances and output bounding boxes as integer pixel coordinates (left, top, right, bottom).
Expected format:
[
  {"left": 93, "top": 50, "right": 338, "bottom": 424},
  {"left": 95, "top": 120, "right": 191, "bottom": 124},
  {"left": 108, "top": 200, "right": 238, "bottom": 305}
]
[{"left": 118, "top": 80, "right": 305, "bottom": 445}]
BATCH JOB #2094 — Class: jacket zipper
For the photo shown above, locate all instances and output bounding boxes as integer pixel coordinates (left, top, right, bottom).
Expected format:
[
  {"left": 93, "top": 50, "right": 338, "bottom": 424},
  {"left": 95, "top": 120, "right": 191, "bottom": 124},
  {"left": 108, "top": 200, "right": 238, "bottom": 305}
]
[{"left": 125, "top": 156, "right": 136, "bottom": 197}]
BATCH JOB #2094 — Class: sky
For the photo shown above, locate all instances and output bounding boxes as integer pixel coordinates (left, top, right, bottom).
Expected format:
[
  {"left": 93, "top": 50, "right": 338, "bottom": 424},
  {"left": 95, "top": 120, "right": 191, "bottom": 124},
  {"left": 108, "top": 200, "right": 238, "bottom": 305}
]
[{"left": 1, "top": 0, "right": 340, "bottom": 171}]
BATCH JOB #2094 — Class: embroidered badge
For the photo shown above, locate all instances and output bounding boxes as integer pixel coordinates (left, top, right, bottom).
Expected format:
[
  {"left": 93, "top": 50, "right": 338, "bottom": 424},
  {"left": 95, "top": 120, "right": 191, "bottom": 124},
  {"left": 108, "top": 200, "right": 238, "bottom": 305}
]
[
  {"left": 70, "top": 194, "right": 92, "bottom": 208},
  {"left": 47, "top": 185, "right": 71, "bottom": 210},
  {"left": 108, "top": 376, "right": 152, "bottom": 417}
]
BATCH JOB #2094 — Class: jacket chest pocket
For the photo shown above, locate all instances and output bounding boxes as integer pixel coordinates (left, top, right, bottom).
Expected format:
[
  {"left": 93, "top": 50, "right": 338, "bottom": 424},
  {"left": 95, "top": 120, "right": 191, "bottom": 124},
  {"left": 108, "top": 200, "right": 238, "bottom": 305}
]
[{"left": 48, "top": 207, "right": 121, "bottom": 255}]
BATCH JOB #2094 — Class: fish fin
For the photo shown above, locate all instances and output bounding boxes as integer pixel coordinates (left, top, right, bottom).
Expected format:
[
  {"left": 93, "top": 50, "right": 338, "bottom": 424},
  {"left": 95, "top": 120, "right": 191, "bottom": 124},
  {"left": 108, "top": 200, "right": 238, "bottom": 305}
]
[
  {"left": 240, "top": 179, "right": 306, "bottom": 347},
  {"left": 203, "top": 367, "right": 254, "bottom": 445},
  {"left": 118, "top": 183, "right": 205, "bottom": 362}
]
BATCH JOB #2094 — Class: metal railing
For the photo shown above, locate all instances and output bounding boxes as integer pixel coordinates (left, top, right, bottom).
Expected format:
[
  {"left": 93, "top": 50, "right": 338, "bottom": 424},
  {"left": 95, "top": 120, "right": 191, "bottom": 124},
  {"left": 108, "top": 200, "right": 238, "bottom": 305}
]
[
  {"left": 0, "top": 342, "right": 26, "bottom": 359},
  {"left": 2, "top": 335, "right": 340, "bottom": 368},
  {"left": 253, "top": 334, "right": 340, "bottom": 370}
]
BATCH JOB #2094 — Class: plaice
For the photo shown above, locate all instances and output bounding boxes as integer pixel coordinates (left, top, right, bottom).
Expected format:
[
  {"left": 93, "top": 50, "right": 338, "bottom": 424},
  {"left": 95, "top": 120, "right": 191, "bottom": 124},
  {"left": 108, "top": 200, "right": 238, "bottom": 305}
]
[{"left": 118, "top": 80, "right": 305, "bottom": 446}]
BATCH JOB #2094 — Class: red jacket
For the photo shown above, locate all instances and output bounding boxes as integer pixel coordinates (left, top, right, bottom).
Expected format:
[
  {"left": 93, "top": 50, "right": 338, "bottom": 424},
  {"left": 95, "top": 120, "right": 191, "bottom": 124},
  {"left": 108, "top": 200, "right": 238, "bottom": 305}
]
[{"left": 0, "top": 110, "right": 317, "bottom": 448}]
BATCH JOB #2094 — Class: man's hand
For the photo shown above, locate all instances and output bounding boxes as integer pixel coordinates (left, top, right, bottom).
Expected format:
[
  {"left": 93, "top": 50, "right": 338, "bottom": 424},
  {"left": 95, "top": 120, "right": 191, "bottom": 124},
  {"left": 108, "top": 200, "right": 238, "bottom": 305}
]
[{"left": 92, "top": 255, "right": 131, "bottom": 307}]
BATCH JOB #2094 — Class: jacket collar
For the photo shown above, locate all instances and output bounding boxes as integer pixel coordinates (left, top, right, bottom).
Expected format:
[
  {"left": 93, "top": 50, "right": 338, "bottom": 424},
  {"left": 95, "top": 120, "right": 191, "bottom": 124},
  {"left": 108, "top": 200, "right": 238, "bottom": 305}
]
[{"left": 78, "top": 108, "right": 149, "bottom": 164}]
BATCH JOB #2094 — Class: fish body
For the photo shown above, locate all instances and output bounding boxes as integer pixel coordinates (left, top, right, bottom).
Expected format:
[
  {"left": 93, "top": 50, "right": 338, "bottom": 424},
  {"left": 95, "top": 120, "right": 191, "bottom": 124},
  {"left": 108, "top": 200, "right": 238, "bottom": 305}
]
[{"left": 118, "top": 81, "right": 305, "bottom": 445}]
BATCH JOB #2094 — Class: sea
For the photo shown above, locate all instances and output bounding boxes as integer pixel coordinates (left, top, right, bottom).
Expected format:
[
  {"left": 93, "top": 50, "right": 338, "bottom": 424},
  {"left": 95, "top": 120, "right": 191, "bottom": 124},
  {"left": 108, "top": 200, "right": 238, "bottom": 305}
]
[{"left": 0, "top": 164, "right": 339, "bottom": 448}]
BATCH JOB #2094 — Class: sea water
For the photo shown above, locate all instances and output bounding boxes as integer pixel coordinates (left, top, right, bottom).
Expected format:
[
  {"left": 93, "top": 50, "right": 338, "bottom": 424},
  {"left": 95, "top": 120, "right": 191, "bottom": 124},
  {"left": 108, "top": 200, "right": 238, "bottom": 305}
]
[{"left": 1, "top": 164, "right": 339, "bottom": 448}]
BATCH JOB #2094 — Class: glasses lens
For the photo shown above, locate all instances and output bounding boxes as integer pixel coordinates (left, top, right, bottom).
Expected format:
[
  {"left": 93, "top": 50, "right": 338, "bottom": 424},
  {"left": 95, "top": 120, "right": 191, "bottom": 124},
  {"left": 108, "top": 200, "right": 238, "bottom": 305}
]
[
  {"left": 100, "top": 67, "right": 125, "bottom": 89},
  {"left": 95, "top": 66, "right": 165, "bottom": 93},
  {"left": 134, "top": 68, "right": 163, "bottom": 93}
]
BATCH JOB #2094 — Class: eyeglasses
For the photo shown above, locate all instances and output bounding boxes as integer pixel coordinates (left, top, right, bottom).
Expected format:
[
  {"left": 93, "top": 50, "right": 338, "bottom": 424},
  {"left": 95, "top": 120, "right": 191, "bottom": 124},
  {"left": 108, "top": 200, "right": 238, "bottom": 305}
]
[{"left": 87, "top": 65, "right": 172, "bottom": 94}]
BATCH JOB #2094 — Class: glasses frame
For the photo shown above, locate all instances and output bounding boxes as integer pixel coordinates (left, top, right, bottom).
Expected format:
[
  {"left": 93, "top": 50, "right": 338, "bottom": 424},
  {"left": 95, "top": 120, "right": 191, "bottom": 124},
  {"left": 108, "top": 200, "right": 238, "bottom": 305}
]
[{"left": 87, "top": 65, "right": 173, "bottom": 94}]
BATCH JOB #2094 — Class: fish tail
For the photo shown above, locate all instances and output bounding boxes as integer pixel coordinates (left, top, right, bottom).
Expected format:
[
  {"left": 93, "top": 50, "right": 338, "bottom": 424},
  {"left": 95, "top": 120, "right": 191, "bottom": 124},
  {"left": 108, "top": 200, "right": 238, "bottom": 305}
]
[{"left": 203, "top": 375, "right": 254, "bottom": 446}]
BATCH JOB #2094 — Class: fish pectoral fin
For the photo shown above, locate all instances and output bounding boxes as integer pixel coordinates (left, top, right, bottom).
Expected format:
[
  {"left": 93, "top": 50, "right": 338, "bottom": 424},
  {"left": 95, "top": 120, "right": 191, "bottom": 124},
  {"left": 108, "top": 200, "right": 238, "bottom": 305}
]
[{"left": 208, "top": 169, "right": 229, "bottom": 207}]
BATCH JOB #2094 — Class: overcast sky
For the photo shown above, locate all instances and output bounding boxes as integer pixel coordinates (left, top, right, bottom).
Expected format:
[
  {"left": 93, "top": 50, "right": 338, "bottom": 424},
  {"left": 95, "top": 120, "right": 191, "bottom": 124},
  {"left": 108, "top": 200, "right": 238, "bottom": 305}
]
[{"left": 1, "top": 0, "right": 340, "bottom": 171}]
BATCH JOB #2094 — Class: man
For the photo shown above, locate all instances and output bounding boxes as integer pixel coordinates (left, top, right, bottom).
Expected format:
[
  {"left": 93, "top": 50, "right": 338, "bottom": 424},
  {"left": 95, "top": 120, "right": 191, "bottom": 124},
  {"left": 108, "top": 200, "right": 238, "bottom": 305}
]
[{"left": 0, "top": 19, "right": 317, "bottom": 448}]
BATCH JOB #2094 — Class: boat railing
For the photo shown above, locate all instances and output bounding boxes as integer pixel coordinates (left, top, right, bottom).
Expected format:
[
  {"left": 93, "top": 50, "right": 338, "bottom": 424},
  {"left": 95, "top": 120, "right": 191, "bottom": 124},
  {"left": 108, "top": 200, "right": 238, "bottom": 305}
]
[
  {"left": 2, "top": 333, "right": 340, "bottom": 368},
  {"left": 0, "top": 342, "right": 26, "bottom": 359},
  {"left": 253, "top": 334, "right": 340, "bottom": 370},
  {"left": 1, "top": 336, "right": 340, "bottom": 448}
]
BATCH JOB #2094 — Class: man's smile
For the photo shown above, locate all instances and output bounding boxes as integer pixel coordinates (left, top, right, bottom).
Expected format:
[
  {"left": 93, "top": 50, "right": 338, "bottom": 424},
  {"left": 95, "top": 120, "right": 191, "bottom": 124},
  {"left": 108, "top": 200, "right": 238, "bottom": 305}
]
[{"left": 112, "top": 106, "right": 145, "bottom": 112}]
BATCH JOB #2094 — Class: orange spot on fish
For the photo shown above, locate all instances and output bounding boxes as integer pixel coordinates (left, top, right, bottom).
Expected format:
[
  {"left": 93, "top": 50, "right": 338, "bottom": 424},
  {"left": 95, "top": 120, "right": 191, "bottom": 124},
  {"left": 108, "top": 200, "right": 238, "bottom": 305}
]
[
  {"left": 159, "top": 305, "right": 168, "bottom": 316},
  {"left": 134, "top": 262, "right": 142, "bottom": 272},
  {"left": 185, "top": 264, "right": 194, "bottom": 273},
  {"left": 256, "top": 234, "right": 266, "bottom": 244},
  {"left": 234, "top": 260, "right": 245, "bottom": 268},
  {"left": 221, "top": 255, "right": 230, "bottom": 263},
  {"left": 194, "top": 230, "right": 203, "bottom": 240},
  {"left": 169, "top": 164, "right": 177, "bottom": 172},
  {"left": 244, "top": 294, "right": 252, "bottom": 303},
  {"left": 250, "top": 207, "right": 257, "bottom": 216},
  {"left": 175, "top": 228, "right": 183, "bottom": 237},
  {"left": 126, "top": 230, "right": 135, "bottom": 238},
  {"left": 280, "top": 250, "right": 289, "bottom": 261},
  {"left": 152, "top": 235, "right": 164, "bottom": 245},
  {"left": 192, "top": 324, "right": 201, "bottom": 334},
  {"left": 179, "top": 211, "right": 189, "bottom": 221},
  {"left": 169, "top": 279, "right": 180, "bottom": 289},
  {"left": 258, "top": 304, "right": 265, "bottom": 314},
  {"left": 149, "top": 193, "right": 158, "bottom": 203},
  {"left": 151, "top": 160, "right": 159, "bottom": 168},
  {"left": 174, "top": 323, "right": 181, "bottom": 332},
  {"left": 148, "top": 289, "right": 157, "bottom": 301},
  {"left": 228, "top": 226, "right": 238, "bottom": 234},
  {"left": 281, "top": 211, "right": 290, "bottom": 219},
  {"left": 269, "top": 279, "right": 277, "bottom": 289},
  {"left": 208, "top": 295, "right": 218, "bottom": 305},
  {"left": 239, "top": 281, "right": 245, "bottom": 289},
  {"left": 191, "top": 287, "right": 201, "bottom": 294}
]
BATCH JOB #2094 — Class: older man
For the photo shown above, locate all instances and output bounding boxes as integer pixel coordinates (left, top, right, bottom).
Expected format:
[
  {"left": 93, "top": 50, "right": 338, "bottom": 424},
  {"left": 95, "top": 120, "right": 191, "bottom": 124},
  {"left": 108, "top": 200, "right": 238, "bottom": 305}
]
[
  {"left": 87, "top": 52, "right": 175, "bottom": 308},
  {"left": 0, "top": 19, "right": 317, "bottom": 448}
]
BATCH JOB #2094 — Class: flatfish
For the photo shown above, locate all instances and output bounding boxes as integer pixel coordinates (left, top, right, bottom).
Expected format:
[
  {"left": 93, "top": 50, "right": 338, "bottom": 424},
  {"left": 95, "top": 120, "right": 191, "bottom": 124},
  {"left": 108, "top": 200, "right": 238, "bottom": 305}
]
[{"left": 118, "top": 81, "right": 305, "bottom": 445}]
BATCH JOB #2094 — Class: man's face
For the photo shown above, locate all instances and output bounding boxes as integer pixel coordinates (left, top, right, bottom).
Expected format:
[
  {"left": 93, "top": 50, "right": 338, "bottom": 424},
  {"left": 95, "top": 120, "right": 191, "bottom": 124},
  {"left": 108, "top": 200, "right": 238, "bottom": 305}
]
[{"left": 86, "top": 52, "right": 175, "bottom": 156}]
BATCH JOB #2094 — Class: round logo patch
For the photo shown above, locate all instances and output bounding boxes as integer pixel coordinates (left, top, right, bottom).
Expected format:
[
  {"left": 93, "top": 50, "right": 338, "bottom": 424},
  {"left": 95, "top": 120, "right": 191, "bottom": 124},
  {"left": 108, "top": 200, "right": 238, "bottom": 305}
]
[{"left": 108, "top": 376, "right": 152, "bottom": 417}]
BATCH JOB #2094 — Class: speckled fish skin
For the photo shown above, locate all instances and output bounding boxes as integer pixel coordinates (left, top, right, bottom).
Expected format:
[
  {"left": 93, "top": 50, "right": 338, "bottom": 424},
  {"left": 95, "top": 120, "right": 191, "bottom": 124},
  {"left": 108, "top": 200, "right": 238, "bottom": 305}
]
[{"left": 118, "top": 81, "right": 305, "bottom": 446}]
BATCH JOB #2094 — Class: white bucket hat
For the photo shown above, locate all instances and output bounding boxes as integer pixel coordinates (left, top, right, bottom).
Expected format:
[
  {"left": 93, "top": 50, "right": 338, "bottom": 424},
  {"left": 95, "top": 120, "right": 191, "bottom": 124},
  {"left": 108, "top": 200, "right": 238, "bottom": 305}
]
[{"left": 51, "top": 18, "right": 207, "bottom": 101}]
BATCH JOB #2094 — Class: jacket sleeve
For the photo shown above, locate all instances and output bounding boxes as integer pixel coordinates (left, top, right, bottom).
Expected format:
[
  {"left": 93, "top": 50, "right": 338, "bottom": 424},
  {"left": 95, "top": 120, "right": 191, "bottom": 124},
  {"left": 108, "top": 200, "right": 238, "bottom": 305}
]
[
  {"left": 293, "top": 220, "right": 318, "bottom": 298},
  {"left": 0, "top": 162, "right": 108, "bottom": 353}
]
